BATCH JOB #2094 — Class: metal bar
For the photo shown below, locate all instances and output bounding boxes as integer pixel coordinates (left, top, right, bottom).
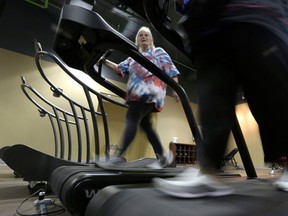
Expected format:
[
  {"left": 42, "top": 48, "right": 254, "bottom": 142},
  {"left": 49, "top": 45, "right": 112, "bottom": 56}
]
[
  {"left": 96, "top": 93, "right": 110, "bottom": 160},
  {"left": 47, "top": 113, "right": 58, "bottom": 158},
  {"left": 63, "top": 112, "right": 72, "bottom": 161},
  {"left": 52, "top": 106, "right": 65, "bottom": 159},
  {"left": 83, "top": 86, "right": 100, "bottom": 162},
  {"left": 232, "top": 114, "right": 257, "bottom": 178},
  {"left": 80, "top": 106, "right": 91, "bottom": 163},
  {"left": 69, "top": 101, "right": 82, "bottom": 163}
]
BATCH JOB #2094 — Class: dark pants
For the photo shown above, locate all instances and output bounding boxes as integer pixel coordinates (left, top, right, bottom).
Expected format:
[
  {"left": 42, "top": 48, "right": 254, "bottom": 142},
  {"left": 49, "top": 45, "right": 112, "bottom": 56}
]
[
  {"left": 194, "top": 24, "right": 288, "bottom": 171},
  {"left": 117, "top": 101, "right": 164, "bottom": 157}
]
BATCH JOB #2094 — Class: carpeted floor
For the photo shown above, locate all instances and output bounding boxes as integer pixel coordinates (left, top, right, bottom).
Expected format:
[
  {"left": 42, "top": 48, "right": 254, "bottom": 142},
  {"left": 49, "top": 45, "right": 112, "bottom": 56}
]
[{"left": 0, "top": 163, "right": 70, "bottom": 216}]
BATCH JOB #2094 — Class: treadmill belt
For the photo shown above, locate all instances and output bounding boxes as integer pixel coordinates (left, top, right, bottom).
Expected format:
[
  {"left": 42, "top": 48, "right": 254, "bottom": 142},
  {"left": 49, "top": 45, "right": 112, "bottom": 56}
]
[
  {"left": 85, "top": 179, "right": 288, "bottom": 216},
  {"left": 98, "top": 158, "right": 156, "bottom": 168},
  {"left": 96, "top": 157, "right": 178, "bottom": 171}
]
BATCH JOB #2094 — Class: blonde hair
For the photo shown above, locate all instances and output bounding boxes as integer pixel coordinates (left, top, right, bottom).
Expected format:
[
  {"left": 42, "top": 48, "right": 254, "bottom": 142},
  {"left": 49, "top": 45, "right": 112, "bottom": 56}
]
[{"left": 135, "top": 26, "right": 155, "bottom": 52}]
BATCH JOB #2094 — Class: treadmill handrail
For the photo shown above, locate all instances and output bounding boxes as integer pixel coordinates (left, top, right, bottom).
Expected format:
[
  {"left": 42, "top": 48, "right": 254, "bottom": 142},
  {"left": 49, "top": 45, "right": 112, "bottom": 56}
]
[
  {"left": 59, "top": 5, "right": 138, "bottom": 52},
  {"left": 55, "top": 4, "right": 203, "bottom": 146}
]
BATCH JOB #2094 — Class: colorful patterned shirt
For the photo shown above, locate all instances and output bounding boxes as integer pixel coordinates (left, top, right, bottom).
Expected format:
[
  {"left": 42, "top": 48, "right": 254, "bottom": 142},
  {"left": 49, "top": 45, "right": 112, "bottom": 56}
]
[{"left": 116, "top": 47, "right": 180, "bottom": 112}]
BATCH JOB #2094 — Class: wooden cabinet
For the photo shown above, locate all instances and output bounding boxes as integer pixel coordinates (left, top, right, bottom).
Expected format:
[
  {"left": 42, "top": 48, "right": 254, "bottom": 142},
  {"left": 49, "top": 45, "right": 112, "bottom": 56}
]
[{"left": 169, "top": 142, "right": 197, "bottom": 165}]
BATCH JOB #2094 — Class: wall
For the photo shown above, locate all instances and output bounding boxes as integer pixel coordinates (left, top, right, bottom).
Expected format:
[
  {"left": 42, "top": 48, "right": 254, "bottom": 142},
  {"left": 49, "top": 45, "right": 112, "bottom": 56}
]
[
  {"left": 0, "top": 48, "right": 265, "bottom": 166},
  {"left": 0, "top": 48, "right": 55, "bottom": 154},
  {"left": 234, "top": 103, "right": 264, "bottom": 167},
  {"left": 0, "top": 48, "right": 114, "bottom": 160}
]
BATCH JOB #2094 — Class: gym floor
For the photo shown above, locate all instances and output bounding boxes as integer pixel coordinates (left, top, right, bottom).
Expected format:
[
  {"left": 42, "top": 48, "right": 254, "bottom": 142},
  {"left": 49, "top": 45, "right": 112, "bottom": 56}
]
[
  {"left": 0, "top": 163, "right": 70, "bottom": 216},
  {"left": 0, "top": 163, "right": 282, "bottom": 216}
]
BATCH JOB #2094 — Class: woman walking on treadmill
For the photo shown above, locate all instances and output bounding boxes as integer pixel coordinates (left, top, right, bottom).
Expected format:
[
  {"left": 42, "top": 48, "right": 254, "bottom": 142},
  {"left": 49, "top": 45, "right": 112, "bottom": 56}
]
[{"left": 98, "top": 26, "right": 180, "bottom": 169}]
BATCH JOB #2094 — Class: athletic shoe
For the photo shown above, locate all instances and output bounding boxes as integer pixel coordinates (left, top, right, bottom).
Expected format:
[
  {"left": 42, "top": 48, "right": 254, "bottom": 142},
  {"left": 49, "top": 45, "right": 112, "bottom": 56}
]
[
  {"left": 162, "top": 167, "right": 200, "bottom": 180},
  {"left": 100, "top": 155, "right": 127, "bottom": 166},
  {"left": 274, "top": 172, "right": 288, "bottom": 192},
  {"left": 153, "top": 170, "right": 234, "bottom": 198},
  {"left": 146, "top": 151, "right": 174, "bottom": 169}
]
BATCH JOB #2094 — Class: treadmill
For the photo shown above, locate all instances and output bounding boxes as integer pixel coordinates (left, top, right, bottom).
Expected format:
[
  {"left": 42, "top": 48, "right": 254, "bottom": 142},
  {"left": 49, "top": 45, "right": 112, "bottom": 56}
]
[
  {"left": 49, "top": 1, "right": 258, "bottom": 215},
  {"left": 49, "top": 3, "right": 195, "bottom": 215}
]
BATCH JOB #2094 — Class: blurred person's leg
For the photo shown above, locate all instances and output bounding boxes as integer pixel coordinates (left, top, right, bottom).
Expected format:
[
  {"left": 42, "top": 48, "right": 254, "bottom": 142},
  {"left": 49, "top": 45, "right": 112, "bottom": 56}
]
[
  {"left": 196, "top": 32, "right": 238, "bottom": 175},
  {"left": 141, "top": 113, "right": 174, "bottom": 169},
  {"left": 233, "top": 24, "right": 288, "bottom": 191},
  {"left": 232, "top": 24, "right": 288, "bottom": 163},
  {"left": 153, "top": 23, "right": 288, "bottom": 197},
  {"left": 140, "top": 113, "right": 164, "bottom": 156},
  {"left": 117, "top": 102, "right": 154, "bottom": 155},
  {"left": 153, "top": 30, "right": 237, "bottom": 198}
]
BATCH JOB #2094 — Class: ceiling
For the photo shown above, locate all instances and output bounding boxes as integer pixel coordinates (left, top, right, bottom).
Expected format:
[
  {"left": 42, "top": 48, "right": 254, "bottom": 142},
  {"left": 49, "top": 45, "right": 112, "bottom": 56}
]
[
  {"left": 0, "top": 0, "right": 63, "bottom": 55},
  {"left": 0, "top": 0, "right": 198, "bottom": 101}
]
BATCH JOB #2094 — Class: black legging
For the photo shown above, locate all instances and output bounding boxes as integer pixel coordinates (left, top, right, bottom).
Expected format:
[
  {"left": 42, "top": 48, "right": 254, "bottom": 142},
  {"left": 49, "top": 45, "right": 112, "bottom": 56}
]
[
  {"left": 194, "top": 23, "right": 288, "bottom": 172},
  {"left": 117, "top": 101, "right": 164, "bottom": 157}
]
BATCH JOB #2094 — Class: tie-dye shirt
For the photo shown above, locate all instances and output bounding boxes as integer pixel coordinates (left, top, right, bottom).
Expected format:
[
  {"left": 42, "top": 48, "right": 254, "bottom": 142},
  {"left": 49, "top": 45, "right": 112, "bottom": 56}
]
[{"left": 116, "top": 47, "right": 180, "bottom": 112}]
